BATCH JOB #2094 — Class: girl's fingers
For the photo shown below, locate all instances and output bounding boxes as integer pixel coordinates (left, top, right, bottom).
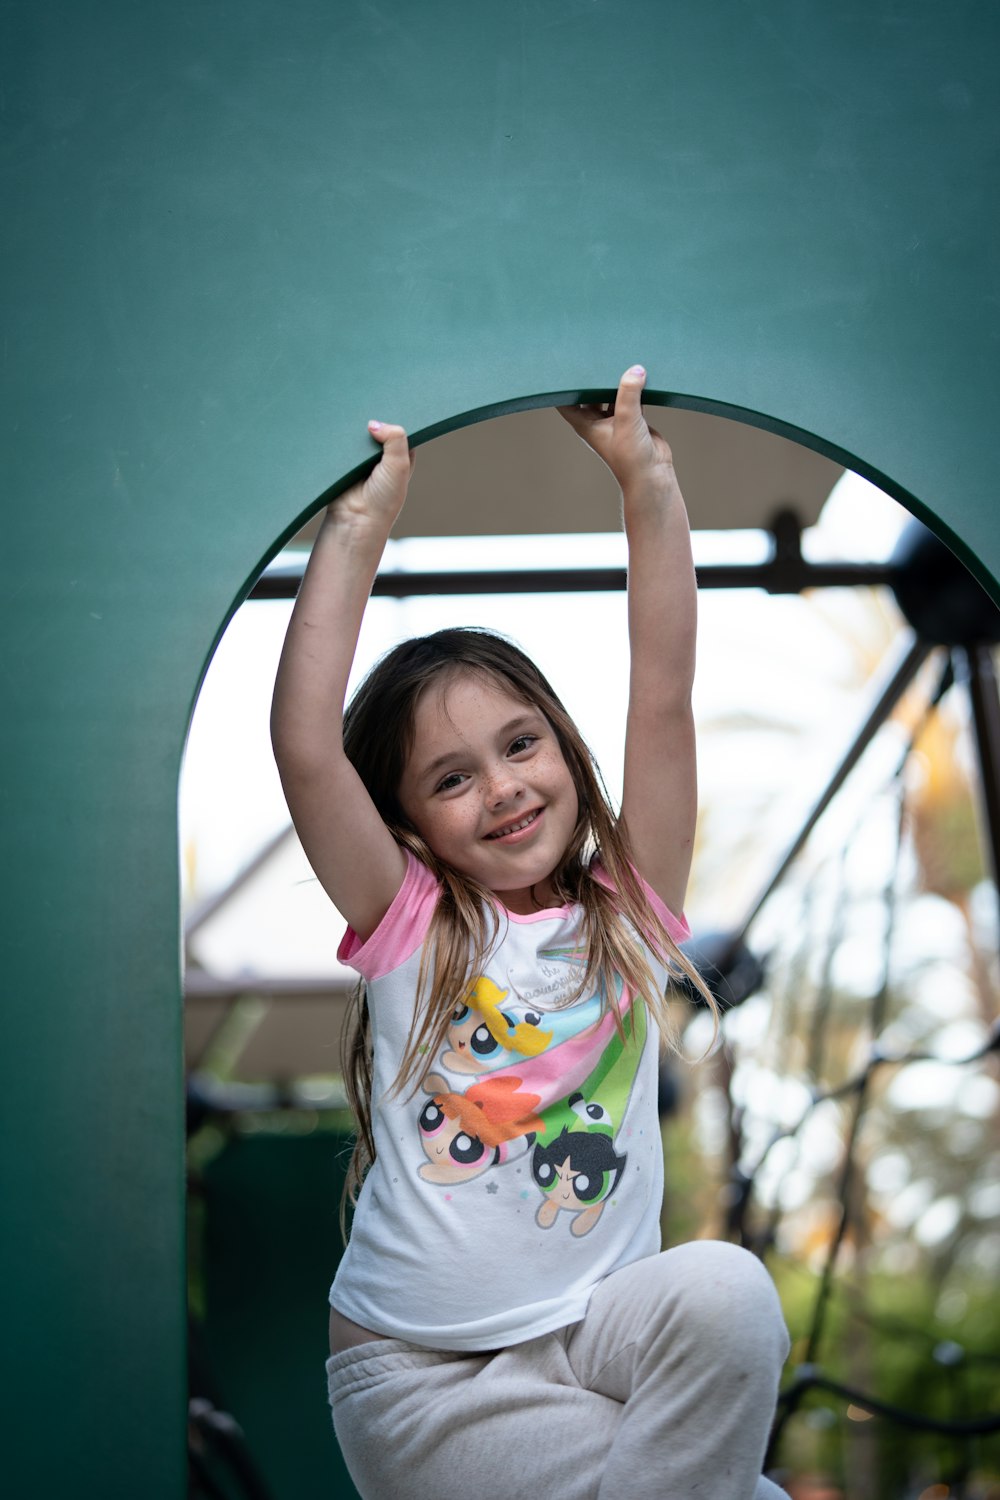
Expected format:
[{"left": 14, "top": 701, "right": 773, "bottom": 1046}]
[
  {"left": 368, "top": 420, "right": 408, "bottom": 447},
  {"left": 557, "top": 366, "right": 669, "bottom": 486},
  {"left": 368, "top": 420, "right": 413, "bottom": 473},
  {"left": 615, "top": 365, "right": 647, "bottom": 428},
  {"left": 559, "top": 368, "right": 646, "bottom": 428},
  {"left": 556, "top": 403, "right": 598, "bottom": 435}
]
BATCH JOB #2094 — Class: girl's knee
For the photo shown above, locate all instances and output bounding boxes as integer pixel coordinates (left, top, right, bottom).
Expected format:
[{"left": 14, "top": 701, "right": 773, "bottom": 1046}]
[{"left": 661, "top": 1241, "right": 790, "bottom": 1363}]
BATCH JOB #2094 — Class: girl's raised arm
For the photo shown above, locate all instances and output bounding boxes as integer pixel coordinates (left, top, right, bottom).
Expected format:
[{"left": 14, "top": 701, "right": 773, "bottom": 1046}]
[
  {"left": 559, "top": 368, "right": 698, "bottom": 918},
  {"left": 270, "top": 422, "right": 412, "bottom": 940}
]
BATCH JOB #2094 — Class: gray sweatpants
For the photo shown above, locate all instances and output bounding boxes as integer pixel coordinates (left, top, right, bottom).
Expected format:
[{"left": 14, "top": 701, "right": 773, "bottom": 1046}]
[{"left": 326, "top": 1240, "right": 791, "bottom": 1499}]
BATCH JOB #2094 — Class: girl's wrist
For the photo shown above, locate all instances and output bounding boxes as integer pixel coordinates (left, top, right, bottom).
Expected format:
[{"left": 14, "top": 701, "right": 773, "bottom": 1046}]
[
  {"left": 315, "top": 507, "right": 395, "bottom": 573},
  {"left": 621, "top": 473, "right": 684, "bottom": 527},
  {"left": 321, "top": 500, "right": 395, "bottom": 545},
  {"left": 620, "top": 464, "right": 680, "bottom": 501}
]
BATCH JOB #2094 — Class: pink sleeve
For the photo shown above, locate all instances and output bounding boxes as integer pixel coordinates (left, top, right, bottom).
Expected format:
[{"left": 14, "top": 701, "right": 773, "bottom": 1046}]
[
  {"left": 592, "top": 860, "right": 691, "bottom": 944},
  {"left": 337, "top": 851, "right": 442, "bottom": 981}
]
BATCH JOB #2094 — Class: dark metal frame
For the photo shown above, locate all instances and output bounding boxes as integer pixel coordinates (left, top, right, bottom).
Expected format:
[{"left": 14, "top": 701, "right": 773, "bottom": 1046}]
[{"left": 251, "top": 508, "right": 896, "bottom": 600}]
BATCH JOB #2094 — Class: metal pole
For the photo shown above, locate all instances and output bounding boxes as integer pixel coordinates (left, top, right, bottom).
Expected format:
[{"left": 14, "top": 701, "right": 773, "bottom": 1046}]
[
  {"left": 731, "top": 632, "right": 934, "bottom": 947},
  {"left": 960, "top": 643, "right": 1000, "bottom": 946},
  {"left": 250, "top": 557, "right": 896, "bottom": 600}
]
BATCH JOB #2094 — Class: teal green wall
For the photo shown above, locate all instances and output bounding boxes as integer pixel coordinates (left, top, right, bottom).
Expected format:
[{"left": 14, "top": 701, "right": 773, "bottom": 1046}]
[
  {"left": 196, "top": 1131, "right": 357, "bottom": 1498},
  {"left": 3, "top": 1, "right": 997, "bottom": 1493}
]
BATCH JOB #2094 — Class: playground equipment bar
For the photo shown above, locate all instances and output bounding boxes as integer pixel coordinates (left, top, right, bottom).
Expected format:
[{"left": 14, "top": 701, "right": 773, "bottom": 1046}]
[{"left": 252, "top": 558, "right": 897, "bottom": 600}]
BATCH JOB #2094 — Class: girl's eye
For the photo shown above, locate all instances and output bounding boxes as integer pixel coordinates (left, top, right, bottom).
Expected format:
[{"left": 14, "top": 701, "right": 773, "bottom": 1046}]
[
  {"left": 434, "top": 771, "right": 465, "bottom": 793},
  {"left": 508, "top": 734, "right": 537, "bottom": 756},
  {"left": 451, "top": 1005, "right": 470, "bottom": 1024}
]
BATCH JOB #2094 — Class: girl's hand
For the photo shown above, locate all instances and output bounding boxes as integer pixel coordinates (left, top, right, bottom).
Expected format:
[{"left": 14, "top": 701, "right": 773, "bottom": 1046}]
[
  {"left": 558, "top": 365, "right": 676, "bottom": 505},
  {"left": 330, "top": 421, "right": 416, "bottom": 534}
]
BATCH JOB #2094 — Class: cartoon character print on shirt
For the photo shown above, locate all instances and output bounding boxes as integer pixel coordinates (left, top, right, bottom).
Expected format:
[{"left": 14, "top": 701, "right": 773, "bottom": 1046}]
[
  {"left": 440, "top": 972, "right": 603, "bottom": 1076},
  {"left": 417, "top": 1072, "right": 543, "bottom": 1184},
  {"left": 442, "top": 976, "right": 552, "bottom": 1075},
  {"left": 417, "top": 967, "right": 644, "bottom": 1222},
  {"left": 530, "top": 997, "right": 646, "bottom": 1237}
]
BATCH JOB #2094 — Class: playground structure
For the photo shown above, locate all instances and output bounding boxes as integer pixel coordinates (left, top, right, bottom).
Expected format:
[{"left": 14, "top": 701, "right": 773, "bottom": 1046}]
[{"left": 3, "top": 2, "right": 999, "bottom": 1495}]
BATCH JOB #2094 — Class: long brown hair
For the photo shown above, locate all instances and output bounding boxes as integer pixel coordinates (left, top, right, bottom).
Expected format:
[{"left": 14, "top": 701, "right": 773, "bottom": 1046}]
[{"left": 339, "top": 628, "right": 716, "bottom": 1225}]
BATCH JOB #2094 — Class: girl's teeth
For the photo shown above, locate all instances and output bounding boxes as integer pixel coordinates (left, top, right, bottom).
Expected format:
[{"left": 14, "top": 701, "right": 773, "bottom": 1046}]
[{"left": 492, "top": 812, "right": 536, "bottom": 838}]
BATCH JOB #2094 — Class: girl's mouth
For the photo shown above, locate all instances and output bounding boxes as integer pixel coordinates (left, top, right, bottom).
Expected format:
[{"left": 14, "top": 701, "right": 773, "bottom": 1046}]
[{"left": 484, "top": 808, "right": 542, "bottom": 841}]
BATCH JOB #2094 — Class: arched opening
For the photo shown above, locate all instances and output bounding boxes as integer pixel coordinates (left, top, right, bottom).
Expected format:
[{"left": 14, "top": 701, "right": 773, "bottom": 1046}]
[{"left": 182, "top": 394, "right": 1000, "bottom": 1499}]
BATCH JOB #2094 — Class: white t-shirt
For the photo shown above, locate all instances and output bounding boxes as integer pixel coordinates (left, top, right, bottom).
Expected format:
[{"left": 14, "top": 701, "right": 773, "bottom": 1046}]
[{"left": 329, "top": 852, "right": 689, "bottom": 1352}]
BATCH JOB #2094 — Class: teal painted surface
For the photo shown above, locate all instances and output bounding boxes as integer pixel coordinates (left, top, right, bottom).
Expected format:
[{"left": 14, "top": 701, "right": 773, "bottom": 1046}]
[
  {"left": 196, "top": 1132, "right": 358, "bottom": 1498},
  {"left": 2, "top": 1, "right": 997, "bottom": 1493}
]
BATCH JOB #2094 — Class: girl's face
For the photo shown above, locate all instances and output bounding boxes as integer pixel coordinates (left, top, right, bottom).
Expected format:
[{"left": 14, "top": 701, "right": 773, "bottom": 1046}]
[{"left": 397, "top": 672, "right": 579, "bottom": 913}]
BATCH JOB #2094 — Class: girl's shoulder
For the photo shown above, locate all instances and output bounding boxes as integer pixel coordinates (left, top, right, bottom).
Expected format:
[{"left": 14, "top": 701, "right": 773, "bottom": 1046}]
[
  {"left": 337, "top": 850, "right": 441, "bottom": 982},
  {"left": 589, "top": 856, "right": 690, "bottom": 945}
]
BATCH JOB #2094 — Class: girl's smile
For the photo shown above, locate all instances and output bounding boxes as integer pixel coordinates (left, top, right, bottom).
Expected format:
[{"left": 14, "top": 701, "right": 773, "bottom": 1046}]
[
  {"left": 397, "top": 672, "right": 579, "bottom": 913},
  {"left": 484, "top": 807, "right": 543, "bottom": 841}
]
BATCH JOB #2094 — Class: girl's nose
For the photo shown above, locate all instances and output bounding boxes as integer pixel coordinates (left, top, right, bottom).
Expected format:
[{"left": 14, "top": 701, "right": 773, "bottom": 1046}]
[{"left": 485, "top": 766, "right": 522, "bottom": 808}]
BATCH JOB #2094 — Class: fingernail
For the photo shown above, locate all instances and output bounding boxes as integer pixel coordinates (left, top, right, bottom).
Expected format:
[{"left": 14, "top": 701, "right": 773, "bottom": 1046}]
[
  {"left": 627, "top": 365, "right": 646, "bottom": 378},
  {"left": 368, "top": 420, "right": 384, "bottom": 431}
]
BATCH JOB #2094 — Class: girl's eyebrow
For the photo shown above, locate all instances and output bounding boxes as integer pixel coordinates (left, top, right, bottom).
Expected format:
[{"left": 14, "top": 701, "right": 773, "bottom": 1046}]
[
  {"left": 496, "top": 712, "right": 543, "bottom": 740},
  {"left": 418, "top": 713, "right": 542, "bottom": 783}
]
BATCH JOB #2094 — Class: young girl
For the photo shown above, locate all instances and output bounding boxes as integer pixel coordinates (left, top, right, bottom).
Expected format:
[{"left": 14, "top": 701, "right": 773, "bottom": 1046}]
[{"left": 271, "top": 367, "right": 791, "bottom": 1499}]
